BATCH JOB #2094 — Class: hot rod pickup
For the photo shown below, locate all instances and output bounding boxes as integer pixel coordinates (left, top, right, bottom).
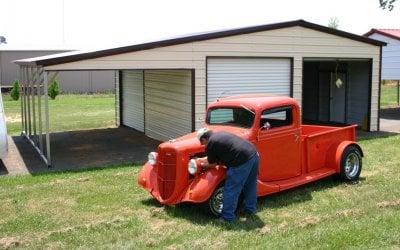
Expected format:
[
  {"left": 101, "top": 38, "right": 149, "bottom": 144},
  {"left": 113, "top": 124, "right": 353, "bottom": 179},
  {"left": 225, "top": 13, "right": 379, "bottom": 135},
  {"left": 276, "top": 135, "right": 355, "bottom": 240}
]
[{"left": 138, "top": 95, "right": 363, "bottom": 215}]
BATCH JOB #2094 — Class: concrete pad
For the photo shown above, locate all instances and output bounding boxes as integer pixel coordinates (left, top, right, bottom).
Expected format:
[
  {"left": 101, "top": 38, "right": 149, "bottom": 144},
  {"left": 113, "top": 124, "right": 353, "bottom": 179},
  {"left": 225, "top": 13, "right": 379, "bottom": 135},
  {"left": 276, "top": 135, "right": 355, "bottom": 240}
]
[
  {"left": 1, "top": 127, "right": 160, "bottom": 175},
  {"left": 380, "top": 107, "right": 400, "bottom": 133}
]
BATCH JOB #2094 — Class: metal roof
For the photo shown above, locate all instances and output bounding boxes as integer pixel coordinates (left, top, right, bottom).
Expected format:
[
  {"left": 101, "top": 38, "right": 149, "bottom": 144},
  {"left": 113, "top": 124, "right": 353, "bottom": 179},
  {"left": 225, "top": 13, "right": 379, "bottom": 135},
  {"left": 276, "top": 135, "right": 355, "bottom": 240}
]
[
  {"left": 15, "top": 19, "right": 386, "bottom": 67},
  {"left": 364, "top": 28, "right": 400, "bottom": 41}
]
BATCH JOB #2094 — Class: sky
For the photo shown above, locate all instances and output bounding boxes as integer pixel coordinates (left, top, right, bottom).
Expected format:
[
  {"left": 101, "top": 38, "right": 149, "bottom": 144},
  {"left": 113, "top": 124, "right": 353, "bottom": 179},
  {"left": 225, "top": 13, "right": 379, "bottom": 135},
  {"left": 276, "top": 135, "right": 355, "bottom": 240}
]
[{"left": 0, "top": 0, "right": 399, "bottom": 50}]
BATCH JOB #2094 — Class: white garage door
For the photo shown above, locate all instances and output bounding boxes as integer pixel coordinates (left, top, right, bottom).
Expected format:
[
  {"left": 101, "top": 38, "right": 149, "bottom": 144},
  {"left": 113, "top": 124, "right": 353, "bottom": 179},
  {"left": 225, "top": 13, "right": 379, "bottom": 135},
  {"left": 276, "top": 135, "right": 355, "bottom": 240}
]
[
  {"left": 121, "top": 70, "right": 144, "bottom": 132},
  {"left": 144, "top": 70, "right": 192, "bottom": 141},
  {"left": 207, "top": 58, "right": 291, "bottom": 104}
]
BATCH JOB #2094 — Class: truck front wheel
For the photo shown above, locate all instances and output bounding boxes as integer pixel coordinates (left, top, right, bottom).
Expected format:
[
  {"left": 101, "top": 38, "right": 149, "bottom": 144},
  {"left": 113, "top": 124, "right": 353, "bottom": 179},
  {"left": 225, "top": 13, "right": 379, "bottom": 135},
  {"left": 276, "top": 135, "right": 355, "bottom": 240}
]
[
  {"left": 340, "top": 145, "right": 362, "bottom": 181},
  {"left": 208, "top": 186, "right": 224, "bottom": 216}
]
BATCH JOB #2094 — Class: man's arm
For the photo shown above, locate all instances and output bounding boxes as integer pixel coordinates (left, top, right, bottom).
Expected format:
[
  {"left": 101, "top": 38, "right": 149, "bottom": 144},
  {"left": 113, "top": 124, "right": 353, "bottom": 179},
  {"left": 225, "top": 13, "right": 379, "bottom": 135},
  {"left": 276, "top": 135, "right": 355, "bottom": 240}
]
[{"left": 197, "top": 157, "right": 217, "bottom": 169}]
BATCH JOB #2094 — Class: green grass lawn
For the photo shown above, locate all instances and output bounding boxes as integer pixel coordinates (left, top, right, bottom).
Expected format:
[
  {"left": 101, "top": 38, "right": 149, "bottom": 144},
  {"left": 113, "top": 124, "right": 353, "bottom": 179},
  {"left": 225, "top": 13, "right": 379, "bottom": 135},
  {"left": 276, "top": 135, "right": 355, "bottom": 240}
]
[
  {"left": 381, "top": 83, "right": 400, "bottom": 108},
  {"left": 3, "top": 93, "right": 115, "bottom": 136},
  {"left": 0, "top": 133, "right": 399, "bottom": 249}
]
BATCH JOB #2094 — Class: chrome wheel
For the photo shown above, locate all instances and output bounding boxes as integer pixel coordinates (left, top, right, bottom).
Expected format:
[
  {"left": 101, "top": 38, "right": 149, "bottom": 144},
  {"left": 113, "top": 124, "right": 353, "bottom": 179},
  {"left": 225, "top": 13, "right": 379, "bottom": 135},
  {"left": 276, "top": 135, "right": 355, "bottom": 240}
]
[
  {"left": 344, "top": 152, "right": 360, "bottom": 179},
  {"left": 209, "top": 187, "right": 224, "bottom": 216}
]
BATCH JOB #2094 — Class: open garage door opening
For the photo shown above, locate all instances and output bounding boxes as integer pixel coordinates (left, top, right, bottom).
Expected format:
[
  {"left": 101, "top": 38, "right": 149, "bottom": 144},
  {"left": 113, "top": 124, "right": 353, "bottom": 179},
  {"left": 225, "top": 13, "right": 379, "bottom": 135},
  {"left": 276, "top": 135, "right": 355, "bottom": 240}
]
[{"left": 302, "top": 59, "right": 372, "bottom": 130}]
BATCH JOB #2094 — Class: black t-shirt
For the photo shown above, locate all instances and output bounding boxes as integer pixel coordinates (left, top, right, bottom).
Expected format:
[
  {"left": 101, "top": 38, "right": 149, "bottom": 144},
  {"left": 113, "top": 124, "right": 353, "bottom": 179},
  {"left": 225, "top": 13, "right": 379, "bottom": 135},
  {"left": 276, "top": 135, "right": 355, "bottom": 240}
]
[{"left": 206, "top": 131, "right": 257, "bottom": 168}]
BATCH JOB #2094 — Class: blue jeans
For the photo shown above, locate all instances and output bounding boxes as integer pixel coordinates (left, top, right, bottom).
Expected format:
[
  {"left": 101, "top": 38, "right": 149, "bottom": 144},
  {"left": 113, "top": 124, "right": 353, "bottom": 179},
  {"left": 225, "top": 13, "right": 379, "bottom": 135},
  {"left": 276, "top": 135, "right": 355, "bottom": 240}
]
[{"left": 221, "top": 154, "right": 259, "bottom": 222}]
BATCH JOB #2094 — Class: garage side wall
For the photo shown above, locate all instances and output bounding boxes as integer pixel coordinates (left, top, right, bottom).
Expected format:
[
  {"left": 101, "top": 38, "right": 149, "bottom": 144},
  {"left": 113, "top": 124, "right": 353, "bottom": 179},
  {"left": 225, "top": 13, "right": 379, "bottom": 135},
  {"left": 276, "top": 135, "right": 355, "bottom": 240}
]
[{"left": 45, "top": 26, "right": 381, "bottom": 131}]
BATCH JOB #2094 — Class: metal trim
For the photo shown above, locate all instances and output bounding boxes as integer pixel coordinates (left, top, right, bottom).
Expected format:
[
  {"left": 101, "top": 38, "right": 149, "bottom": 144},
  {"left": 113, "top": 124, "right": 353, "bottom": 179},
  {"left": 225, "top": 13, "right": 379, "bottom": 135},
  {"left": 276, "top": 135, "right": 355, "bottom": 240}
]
[
  {"left": 16, "top": 19, "right": 385, "bottom": 66},
  {"left": 118, "top": 70, "right": 123, "bottom": 126},
  {"left": 191, "top": 69, "right": 195, "bottom": 132}
]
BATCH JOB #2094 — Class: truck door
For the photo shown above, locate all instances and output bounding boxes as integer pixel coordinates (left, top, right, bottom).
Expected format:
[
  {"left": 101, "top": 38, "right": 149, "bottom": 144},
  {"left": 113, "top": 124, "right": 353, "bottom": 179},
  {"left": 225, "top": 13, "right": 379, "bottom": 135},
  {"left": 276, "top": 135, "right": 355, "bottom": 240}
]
[{"left": 256, "top": 105, "right": 301, "bottom": 182}]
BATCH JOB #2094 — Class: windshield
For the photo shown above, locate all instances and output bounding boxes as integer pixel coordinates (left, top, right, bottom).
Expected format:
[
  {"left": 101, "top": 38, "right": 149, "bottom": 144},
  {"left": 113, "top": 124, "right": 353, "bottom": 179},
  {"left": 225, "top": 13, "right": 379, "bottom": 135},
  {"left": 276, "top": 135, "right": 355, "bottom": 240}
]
[{"left": 206, "top": 107, "right": 255, "bottom": 128}]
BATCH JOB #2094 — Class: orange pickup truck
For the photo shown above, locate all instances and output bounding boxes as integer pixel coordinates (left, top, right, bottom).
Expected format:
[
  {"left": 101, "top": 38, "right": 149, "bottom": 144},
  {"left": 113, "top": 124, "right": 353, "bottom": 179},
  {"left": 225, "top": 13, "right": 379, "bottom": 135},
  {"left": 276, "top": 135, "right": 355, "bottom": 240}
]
[{"left": 138, "top": 95, "right": 363, "bottom": 215}]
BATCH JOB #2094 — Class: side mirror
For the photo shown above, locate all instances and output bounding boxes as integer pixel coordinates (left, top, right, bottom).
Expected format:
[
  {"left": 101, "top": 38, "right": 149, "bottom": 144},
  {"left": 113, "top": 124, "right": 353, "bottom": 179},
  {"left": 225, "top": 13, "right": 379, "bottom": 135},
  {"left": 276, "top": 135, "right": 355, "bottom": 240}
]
[{"left": 261, "top": 122, "right": 271, "bottom": 131}]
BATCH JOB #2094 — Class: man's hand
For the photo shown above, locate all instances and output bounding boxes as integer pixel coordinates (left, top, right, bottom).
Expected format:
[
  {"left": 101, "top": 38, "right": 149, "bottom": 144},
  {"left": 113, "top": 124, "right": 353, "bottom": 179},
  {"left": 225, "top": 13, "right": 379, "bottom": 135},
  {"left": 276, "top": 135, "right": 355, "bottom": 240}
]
[{"left": 197, "top": 157, "right": 217, "bottom": 170}]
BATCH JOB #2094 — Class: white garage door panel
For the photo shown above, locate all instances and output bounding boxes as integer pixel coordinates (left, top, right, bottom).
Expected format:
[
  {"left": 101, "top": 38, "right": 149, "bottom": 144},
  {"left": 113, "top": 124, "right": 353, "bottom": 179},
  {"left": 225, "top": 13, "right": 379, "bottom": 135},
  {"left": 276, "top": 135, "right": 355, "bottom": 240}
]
[
  {"left": 207, "top": 58, "right": 291, "bottom": 104},
  {"left": 122, "top": 70, "right": 144, "bottom": 132},
  {"left": 145, "top": 70, "right": 192, "bottom": 141}
]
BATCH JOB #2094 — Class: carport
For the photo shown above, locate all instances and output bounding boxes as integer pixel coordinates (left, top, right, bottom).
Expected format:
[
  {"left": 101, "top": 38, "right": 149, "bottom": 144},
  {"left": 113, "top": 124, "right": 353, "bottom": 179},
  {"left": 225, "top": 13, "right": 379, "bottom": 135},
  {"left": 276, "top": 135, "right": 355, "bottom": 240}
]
[{"left": 14, "top": 19, "right": 385, "bottom": 167}]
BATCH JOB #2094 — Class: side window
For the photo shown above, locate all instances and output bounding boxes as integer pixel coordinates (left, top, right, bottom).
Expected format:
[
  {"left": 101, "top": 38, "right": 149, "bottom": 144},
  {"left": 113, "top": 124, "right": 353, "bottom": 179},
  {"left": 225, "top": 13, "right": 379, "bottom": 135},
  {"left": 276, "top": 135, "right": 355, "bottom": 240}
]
[{"left": 260, "top": 106, "right": 293, "bottom": 129}]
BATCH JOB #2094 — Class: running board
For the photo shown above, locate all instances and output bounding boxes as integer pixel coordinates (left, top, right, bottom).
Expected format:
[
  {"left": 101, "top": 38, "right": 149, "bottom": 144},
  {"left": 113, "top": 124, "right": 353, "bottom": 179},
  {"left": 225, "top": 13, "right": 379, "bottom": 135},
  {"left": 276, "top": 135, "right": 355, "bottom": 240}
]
[{"left": 272, "top": 167, "right": 337, "bottom": 191}]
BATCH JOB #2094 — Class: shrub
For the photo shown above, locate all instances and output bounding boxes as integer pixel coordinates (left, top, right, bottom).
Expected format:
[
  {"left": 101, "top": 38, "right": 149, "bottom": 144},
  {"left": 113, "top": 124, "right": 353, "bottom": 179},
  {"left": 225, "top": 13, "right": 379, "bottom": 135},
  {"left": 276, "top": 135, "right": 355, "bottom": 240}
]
[
  {"left": 10, "top": 80, "right": 20, "bottom": 101},
  {"left": 48, "top": 79, "right": 60, "bottom": 100}
]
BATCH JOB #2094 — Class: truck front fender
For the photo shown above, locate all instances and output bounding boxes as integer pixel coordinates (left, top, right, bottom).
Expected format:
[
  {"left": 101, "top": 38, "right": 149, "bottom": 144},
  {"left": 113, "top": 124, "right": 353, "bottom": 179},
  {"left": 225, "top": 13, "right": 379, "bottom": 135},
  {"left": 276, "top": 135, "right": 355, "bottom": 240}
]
[{"left": 181, "top": 168, "right": 226, "bottom": 203}]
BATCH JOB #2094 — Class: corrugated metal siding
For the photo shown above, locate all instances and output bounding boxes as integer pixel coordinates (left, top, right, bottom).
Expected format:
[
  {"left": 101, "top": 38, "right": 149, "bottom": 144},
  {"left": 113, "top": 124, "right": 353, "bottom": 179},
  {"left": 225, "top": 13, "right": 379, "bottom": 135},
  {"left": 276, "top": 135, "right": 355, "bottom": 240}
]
[
  {"left": 368, "top": 33, "right": 400, "bottom": 80},
  {"left": 1, "top": 51, "right": 114, "bottom": 92},
  {"left": 144, "top": 70, "right": 192, "bottom": 141},
  {"left": 122, "top": 70, "right": 144, "bottom": 132},
  {"left": 207, "top": 58, "right": 291, "bottom": 104}
]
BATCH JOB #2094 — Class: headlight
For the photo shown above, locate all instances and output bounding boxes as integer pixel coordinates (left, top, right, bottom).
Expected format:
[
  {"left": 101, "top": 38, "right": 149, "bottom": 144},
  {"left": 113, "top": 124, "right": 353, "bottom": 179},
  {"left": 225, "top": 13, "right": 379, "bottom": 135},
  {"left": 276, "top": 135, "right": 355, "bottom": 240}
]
[
  {"left": 148, "top": 152, "right": 158, "bottom": 165},
  {"left": 188, "top": 159, "right": 198, "bottom": 175}
]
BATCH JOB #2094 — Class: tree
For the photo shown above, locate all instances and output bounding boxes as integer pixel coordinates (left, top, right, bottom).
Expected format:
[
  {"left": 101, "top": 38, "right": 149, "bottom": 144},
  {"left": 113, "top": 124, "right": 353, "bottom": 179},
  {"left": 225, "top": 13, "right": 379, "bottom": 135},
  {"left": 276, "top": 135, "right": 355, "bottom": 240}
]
[
  {"left": 380, "top": 0, "right": 397, "bottom": 10},
  {"left": 328, "top": 17, "right": 339, "bottom": 29},
  {"left": 48, "top": 79, "right": 60, "bottom": 100},
  {"left": 10, "top": 80, "right": 20, "bottom": 101}
]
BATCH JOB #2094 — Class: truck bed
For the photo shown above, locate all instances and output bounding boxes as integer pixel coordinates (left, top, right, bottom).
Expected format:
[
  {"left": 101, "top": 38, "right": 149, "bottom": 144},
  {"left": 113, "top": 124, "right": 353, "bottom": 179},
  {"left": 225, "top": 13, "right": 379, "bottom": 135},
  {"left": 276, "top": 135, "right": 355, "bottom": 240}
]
[{"left": 300, "top": 124, "right": 357, "bottom": 172}]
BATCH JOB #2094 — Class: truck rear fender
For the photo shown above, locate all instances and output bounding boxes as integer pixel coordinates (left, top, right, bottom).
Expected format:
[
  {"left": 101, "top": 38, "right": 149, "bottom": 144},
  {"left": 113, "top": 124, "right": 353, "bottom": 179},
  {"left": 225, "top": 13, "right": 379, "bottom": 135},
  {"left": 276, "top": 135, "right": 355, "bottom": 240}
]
[
  {"left": 181, "top": 168, "right": 226, "bottom": 203},
  {"left": 328, "top": 141, "right": 363, "bottom": 172}
]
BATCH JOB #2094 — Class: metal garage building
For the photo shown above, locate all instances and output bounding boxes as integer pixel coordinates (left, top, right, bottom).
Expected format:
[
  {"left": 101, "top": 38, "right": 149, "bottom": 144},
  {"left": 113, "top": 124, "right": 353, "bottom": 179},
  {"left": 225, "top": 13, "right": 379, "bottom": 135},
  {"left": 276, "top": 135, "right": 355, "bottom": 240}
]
[
  {"left": 14, "top": 19, "right": 384, "bottom": 166},
  {"left": 365, "top": 29, "right": 400, "bottom": 81},
  {"left": 0, "top": 48, "right": 114, "bottom": 92}
]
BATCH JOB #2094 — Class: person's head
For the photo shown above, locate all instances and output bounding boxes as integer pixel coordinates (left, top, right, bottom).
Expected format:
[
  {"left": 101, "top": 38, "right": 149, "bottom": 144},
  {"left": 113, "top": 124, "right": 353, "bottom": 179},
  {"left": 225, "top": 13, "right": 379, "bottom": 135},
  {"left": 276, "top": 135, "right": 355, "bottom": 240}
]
[{"left": 196, "top": 128, "right": 213, "bottom": 145}]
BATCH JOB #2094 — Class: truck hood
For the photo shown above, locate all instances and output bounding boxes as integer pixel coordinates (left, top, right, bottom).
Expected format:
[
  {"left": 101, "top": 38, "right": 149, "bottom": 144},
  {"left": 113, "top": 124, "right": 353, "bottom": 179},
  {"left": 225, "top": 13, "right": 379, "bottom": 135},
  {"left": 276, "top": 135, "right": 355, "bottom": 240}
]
[{"left": 158, "top": 125, "right": 253, "bottom": 153}]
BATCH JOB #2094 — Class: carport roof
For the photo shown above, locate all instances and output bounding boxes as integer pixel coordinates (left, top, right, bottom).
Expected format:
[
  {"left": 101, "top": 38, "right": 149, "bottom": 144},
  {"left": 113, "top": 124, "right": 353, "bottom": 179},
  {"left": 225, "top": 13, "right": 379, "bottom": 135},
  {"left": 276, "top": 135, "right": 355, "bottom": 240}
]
[{"left": 15, "top": 19, "right": 386, "bottom": 67}]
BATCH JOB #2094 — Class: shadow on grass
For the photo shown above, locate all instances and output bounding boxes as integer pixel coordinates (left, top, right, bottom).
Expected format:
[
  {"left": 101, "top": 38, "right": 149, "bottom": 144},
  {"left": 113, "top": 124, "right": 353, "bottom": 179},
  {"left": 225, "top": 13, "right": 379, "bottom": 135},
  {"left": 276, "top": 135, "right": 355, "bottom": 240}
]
[
  {"left": 140, "top": 176, "right": 362, "bottom": 231},
  {"left": 28, "top": 163, "right": 136, "bottom": 177},
  {"left": 356, "top": 130, "right": 399, "bottom": 142},
  {"left": 380, "top": 107, "right": 400, "bottom": 120}
]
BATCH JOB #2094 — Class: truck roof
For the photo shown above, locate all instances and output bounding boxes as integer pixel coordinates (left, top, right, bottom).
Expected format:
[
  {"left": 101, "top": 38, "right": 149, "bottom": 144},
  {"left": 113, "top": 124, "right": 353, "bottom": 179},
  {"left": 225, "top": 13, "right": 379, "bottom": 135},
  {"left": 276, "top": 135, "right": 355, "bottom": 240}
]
[{"left": 209, "top": 94, "right": 298, "bottom": 111}]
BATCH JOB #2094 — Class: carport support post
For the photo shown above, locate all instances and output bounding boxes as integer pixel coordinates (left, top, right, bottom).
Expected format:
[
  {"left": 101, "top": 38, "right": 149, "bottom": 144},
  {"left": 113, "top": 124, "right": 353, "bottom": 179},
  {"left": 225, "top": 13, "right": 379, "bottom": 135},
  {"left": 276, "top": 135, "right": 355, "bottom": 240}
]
[
  {"left": 37, "top": 67, "right": 43, "bottom": 153},
  {"left": 30, "top": 67, "right": 37, "bottom": 141},
  {"left": 19, "top": 67, "right": 24, "bottom": 134},
  {"left": 26, "top": 66, "right": 32, "bottom": 137},
  {"left": 44, "top": 72, "right": 51, "bottom": 167},
  {"left": 397, "top": 80, "right": 399, "bottom": 106},
  {"left": 22, "top": 66, "right": 28, "bottom": 134}
]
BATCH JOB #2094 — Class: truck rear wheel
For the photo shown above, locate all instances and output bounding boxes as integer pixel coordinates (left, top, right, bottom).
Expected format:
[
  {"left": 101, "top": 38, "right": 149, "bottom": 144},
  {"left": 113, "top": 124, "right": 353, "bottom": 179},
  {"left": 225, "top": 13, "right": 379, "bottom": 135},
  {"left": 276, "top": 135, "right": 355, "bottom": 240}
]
[{"left": 340, "top": 145, "right": 362, "bottom": 181}]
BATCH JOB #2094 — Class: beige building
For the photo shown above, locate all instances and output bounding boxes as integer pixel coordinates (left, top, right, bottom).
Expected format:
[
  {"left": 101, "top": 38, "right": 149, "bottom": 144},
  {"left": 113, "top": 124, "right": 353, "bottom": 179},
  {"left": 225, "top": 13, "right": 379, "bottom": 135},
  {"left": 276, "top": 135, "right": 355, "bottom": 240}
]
[
  {"left": 14, "top": 20, "right": 384, "bottom": 165},
  {"left": 1, "top": 48, "right": 114, "bottom": 92}
]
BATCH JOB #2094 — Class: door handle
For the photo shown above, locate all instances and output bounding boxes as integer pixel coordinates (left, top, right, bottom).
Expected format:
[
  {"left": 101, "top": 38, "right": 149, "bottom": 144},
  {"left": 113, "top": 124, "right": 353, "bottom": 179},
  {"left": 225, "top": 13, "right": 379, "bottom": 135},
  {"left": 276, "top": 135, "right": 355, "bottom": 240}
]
[{"left": 294, "top": 134, "right": 300, "bottom": 142}]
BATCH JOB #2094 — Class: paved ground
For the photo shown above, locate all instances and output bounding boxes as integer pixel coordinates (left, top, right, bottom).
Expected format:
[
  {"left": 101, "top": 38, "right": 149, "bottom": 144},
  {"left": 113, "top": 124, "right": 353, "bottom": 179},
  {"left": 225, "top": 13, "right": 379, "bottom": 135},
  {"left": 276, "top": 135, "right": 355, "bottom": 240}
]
[
  {"left": 380, "top": 107, "right": 400, "bottom": 133},
  {"left": 1, "top": 127, "right": 160, "bottom": 175}
]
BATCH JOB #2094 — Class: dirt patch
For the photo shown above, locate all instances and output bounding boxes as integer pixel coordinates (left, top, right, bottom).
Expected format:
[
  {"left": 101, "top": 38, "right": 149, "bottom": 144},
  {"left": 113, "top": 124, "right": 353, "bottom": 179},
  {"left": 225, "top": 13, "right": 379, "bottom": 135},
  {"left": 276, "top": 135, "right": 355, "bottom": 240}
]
[
  {"left": 377, "top": 200, "right": 400, "bottom": 209},
  {"left": 258, "top": 225, "right": 272, "bottom": 235},
  {"left": 5, "top": 115, "right": 21, "bottom": 124},
  {"left": 298, "top": 216, "right": 321, "bottom": 228},
  {"left": 0, "top": 237, "right": 24, "bottom": 249},
  {"left": 335, "top": 209, "right": 363, "bottom": 217},
  {"left": 277, "top": 221, "right": 289, "bottom": 231},
  {"left": 77, "top": 177, "right": 90, "bottom": 182}
]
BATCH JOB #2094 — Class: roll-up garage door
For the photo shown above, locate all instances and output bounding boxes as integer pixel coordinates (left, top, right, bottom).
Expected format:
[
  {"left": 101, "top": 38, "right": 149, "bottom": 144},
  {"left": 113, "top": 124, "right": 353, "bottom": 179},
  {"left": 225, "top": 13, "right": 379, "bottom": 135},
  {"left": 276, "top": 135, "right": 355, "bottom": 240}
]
[
  {"left": 121, "top": 70, "right": 144, "bottom": 132},
  {"left": 144, "top": 70, "right": 192, "bottom": 141},
  {"left": 207, "top": 58, "right": 291, "bottom": 104}
]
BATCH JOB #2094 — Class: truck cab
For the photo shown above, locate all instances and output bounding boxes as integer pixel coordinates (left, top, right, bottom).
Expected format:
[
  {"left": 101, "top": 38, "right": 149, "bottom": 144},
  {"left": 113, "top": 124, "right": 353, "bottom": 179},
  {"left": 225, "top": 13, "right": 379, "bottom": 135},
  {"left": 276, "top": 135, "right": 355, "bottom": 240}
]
[{"left": 138, "top": 94, "right": 363, "bottom": 215}]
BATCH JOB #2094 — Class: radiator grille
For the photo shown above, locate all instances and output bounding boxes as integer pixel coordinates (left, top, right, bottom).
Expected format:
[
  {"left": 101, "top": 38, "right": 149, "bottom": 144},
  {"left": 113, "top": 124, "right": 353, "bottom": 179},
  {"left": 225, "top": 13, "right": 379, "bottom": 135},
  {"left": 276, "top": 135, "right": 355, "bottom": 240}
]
[{"left": 157, "top": 149, "right": 177, "bottom": 200}]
